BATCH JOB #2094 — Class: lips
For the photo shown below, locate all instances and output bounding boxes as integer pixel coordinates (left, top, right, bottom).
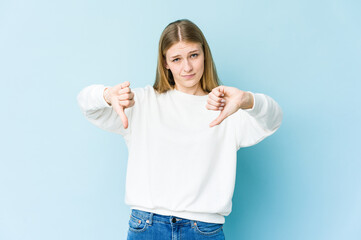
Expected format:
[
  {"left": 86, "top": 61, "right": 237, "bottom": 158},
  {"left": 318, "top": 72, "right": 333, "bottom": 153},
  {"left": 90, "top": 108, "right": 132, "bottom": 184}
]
[{"left": 182, "top": 74, "right": 195, "bottom": 78}]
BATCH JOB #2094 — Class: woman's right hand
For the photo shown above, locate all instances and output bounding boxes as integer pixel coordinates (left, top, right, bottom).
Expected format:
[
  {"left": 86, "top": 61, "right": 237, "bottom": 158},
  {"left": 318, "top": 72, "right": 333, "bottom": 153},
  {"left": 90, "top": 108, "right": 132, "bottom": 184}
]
[{"left": 103, "top": 81, "right": 135, "bottom": 129}]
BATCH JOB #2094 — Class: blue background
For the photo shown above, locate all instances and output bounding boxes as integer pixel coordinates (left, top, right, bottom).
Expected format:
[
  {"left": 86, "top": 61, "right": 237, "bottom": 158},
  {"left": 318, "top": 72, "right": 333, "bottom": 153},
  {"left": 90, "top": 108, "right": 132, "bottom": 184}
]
[{"left": 1, "top": 0, "right": 360, "bottom": 239}]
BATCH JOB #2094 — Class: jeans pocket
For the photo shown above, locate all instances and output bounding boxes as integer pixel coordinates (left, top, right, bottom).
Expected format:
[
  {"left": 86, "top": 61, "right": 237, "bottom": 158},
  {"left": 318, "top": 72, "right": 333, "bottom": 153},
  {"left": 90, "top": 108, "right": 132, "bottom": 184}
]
[
  {"left": 194, "top": 220, "right": 224, "bottom": 236},
  {"left": 128, "top": 214, "right": 149, "bottom": 233}
]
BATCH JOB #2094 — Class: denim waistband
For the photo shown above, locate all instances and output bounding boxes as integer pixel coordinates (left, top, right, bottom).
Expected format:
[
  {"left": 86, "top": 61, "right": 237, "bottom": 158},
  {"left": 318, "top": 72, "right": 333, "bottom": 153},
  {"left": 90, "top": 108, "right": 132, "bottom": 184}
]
[{"left": 130, "top": 208, "right": 197, "bottom": 225}]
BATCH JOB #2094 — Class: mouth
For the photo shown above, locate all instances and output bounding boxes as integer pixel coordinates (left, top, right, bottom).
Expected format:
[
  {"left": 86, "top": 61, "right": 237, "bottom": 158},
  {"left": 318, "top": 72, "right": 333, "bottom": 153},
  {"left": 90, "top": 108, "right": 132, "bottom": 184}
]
[{"left": 182, "top": 73, "right": 196, "bottom": 79}]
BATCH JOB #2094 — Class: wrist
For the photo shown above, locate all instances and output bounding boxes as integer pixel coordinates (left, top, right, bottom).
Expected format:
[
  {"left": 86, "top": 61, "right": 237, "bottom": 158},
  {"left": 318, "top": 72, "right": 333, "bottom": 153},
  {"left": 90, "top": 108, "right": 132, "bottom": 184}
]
[
  {"left": 239, "top": 91, "right": 254, "bottom": 110},
  {"left": 245, "top": 92, "right": 254, "bottom": 109}
]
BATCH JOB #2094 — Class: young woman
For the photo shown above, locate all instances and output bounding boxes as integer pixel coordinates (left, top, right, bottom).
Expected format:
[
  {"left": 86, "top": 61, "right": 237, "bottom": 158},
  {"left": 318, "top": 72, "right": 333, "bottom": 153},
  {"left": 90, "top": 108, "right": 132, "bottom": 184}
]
[{"left": 77, "top": 19, "right": 283, "bottom": 240}]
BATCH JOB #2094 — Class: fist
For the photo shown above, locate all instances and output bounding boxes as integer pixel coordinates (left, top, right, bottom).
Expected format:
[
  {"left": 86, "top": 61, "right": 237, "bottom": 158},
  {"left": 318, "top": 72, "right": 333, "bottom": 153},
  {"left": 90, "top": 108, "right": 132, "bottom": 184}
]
[
  {"left": 207, "top": 85, "right": 253, "bottom": 128},
  {"left": 104, "top": 81, "right": 135, "bottom": 129}
]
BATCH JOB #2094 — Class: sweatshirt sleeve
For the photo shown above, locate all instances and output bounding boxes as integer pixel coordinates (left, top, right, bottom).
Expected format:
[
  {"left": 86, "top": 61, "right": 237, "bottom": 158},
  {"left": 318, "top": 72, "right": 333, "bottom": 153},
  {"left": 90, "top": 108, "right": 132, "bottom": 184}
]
[
  {"left": 234, "top": 92, "right": 283, "bottom": 150},
  {"left": 76, "top": 84, "right": 140, "bottom": 137}
]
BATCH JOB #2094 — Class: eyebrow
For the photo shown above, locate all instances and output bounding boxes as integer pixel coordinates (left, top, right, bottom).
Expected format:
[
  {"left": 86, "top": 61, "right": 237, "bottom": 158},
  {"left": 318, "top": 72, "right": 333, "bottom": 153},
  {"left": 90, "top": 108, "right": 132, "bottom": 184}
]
[{"left": 170, "top": 49, "right": 200, "bottom": 59}]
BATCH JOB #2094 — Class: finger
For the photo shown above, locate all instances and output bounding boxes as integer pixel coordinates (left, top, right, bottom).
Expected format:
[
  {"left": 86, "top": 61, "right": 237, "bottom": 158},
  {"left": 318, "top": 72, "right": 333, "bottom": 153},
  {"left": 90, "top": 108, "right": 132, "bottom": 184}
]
[
  {"left": 113, "top": 81, "right": 131, "bottom": 91},
  {"left": 112, "top": 99, "right": 129, "bottom": 129},
  {"left": 118, "top": 87, "right": 131, "bottom": 95},
  {"left": 207, "top": 95, "right": 224, "bottom": 107},
  {"left": 208, "top": 91, "right": 224, "bottom": 103},
  {"left": 218, "top": 86, "right": 225, "bottom": 96},
  {"left": 207, "top": 99, "right": 225, "bottom": 109},
  {"left": 113, "top": 83, "right": 124, "bottom": 91},
  {"left": 118, "top": 99, "right": 131, "bottom": 107},
  {"left": 208, "top": 92, "right": 226, "bottom": 111},
  {"left": 128, "top": 99, "right": 135, "bottom": 108},
  {"left": 212, "top": 87, "right": 224, "bottom": 98},
  {"left": 129, "top": 91, "right": 134, "bottom": 100},
  {"left": 206, "top": 103, "right": 222, "bottom": 111},
  {"left": 117, "top": 92, "right": 134, "bottom": 101},
  {"left": 121, "top": 81, "right": 130, "bottom": 88}
]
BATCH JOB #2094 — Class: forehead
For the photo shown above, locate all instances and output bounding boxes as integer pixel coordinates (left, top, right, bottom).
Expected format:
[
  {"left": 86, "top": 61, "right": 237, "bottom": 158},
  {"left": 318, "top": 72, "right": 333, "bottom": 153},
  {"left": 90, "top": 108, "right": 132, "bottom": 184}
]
[{"left": 166, "top": 41, "right": 202, "bottom": 57}]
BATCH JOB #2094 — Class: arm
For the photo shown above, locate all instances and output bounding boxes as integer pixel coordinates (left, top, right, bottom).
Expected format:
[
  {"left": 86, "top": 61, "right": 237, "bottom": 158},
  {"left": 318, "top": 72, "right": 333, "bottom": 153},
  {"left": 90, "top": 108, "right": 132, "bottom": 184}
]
[
  {"left": 76, "top": 84, "right": 134, "bottom": 136},
  {"left": 235, "top": 92, "right": 283, "bottom": 149}
]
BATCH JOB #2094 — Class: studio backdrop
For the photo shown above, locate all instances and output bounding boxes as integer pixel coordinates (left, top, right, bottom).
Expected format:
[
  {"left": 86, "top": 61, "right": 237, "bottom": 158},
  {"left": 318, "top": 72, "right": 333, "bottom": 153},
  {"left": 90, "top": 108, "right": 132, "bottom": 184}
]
[{"left": 1, "top": 0, "right": 360, "bottom": 240}]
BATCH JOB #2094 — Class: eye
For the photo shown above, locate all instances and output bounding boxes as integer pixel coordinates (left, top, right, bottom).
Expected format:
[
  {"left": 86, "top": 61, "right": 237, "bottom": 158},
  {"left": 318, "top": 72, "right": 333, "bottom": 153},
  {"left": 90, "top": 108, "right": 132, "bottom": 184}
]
[
  {"left": 172, "top": 58, "right": 179, "bottom": 62},
  {"left": 191, "top": 53, "right": 198, "bottom": 58}
]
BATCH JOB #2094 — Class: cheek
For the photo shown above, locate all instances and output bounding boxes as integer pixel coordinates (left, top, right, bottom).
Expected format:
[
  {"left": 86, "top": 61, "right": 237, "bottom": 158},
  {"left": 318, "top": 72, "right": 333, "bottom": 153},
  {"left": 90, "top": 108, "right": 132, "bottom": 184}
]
[
  {"left": 170, "top": 65, "right": 181, "bottom": 73},
  {"left": 196, "top": 60, "right": 204, "bottom": 71}
]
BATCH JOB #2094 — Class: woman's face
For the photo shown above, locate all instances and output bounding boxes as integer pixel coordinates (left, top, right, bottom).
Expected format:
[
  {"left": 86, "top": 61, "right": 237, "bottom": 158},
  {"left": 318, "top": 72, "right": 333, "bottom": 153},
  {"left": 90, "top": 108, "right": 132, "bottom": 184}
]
[{"left": 165, "top": 41, "right": 205, "bottom": 92}]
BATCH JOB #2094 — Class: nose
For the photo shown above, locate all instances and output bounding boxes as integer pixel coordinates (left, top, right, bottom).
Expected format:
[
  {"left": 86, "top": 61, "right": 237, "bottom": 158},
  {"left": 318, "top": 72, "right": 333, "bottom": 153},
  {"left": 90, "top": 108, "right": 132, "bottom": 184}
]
[{"left": 183, "top": 59, "right": 193, "bottom": 72}]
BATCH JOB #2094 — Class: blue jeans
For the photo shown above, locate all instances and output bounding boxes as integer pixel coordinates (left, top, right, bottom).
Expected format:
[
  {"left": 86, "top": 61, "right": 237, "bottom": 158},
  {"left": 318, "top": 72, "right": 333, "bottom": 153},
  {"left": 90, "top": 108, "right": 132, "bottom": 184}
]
[{"left": 127, "top": 209, "right": 225, "bottom": 240}]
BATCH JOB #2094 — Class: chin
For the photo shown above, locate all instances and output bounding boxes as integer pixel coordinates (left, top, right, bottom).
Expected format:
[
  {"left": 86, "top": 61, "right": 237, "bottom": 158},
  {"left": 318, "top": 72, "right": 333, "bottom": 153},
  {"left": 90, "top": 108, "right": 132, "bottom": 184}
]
[
  {"left": 175, "top": 77, "right": 201, "bottom": 87},
  {"left": 186, "top": 80, "right": 201, "bottom": 87}
]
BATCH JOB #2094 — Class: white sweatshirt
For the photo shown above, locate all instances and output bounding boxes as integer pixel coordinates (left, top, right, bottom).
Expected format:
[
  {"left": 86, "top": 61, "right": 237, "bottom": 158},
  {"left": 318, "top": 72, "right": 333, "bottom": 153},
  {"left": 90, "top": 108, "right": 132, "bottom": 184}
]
[{"left": 77, "top": 84, "right": 283, "bottom": 224}]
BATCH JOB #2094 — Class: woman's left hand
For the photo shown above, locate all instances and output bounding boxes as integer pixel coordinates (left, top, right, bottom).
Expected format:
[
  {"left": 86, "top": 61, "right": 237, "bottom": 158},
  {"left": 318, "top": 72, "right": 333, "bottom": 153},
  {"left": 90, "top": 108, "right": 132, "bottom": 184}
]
[{"left": 207, "top": 85, "right": 254, "bottom": 128}]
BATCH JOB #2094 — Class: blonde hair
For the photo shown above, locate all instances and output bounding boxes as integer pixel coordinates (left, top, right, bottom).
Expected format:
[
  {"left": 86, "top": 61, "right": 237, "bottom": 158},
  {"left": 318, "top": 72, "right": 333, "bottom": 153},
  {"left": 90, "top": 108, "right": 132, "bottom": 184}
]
[{"left": 153, "top": 19, "right": 221, "bottom": 94}]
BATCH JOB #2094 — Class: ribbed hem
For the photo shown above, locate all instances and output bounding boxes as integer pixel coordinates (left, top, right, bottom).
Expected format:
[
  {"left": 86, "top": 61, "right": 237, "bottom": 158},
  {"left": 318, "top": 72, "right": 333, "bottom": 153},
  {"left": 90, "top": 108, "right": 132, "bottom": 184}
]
[{"left": 130, "top": 205, "right": 225, "bottom": 224}]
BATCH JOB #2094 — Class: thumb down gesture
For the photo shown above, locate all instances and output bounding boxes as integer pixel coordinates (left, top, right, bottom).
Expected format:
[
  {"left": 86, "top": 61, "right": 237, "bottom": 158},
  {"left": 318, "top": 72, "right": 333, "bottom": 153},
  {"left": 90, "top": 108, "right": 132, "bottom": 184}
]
[
  {"left": 103, "top": 81, "right": 135, "bottom": 129},
  {"left": 207, "top": 85, "right": 254, "bottom": 128}
]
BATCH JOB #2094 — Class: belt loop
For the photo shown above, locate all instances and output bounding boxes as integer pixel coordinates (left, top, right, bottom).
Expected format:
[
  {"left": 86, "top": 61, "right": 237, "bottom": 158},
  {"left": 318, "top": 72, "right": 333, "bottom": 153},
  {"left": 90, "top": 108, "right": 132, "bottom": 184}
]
[{"left": 147, "top": 212, "right": 153, "bottom": 225}]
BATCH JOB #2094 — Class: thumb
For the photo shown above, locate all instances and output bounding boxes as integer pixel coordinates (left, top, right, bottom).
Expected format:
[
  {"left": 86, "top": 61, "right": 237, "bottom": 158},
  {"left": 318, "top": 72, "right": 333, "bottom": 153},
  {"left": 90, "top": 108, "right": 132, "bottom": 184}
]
[
  {"left": 112, "top": 100, "right": 129, "bottom": 129},
  {"left": 209, "top": 112, "right": 226, "bottom": 128}
]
